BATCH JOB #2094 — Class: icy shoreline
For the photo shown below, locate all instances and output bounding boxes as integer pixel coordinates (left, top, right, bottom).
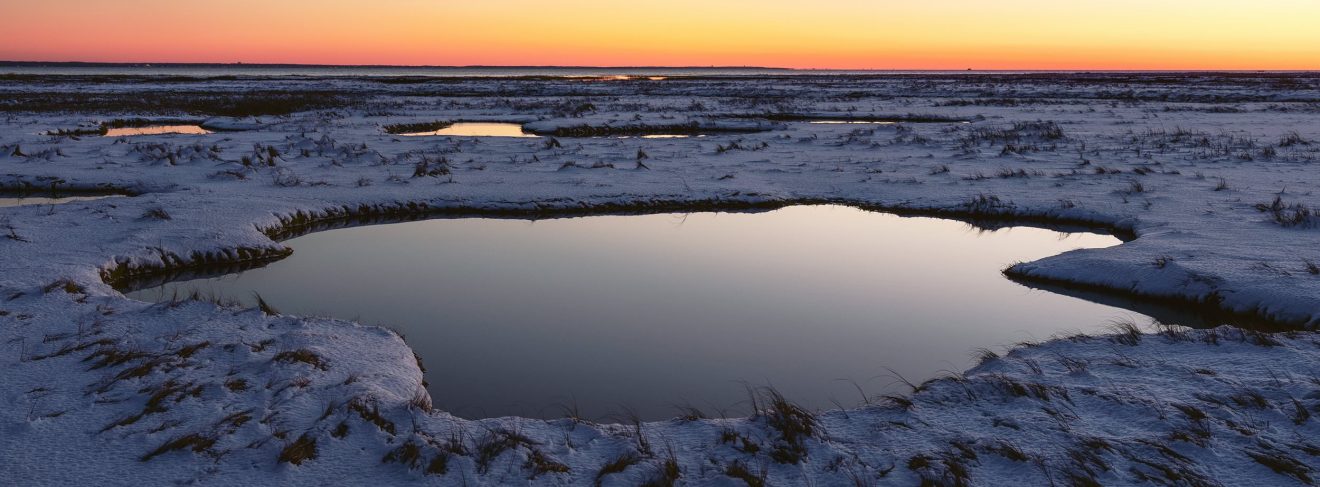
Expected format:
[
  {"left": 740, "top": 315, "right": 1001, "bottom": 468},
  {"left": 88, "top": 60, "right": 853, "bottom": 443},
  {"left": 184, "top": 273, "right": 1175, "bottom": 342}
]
[{"left": 3, "top": 73, "right": 1320, "bottom": 485}]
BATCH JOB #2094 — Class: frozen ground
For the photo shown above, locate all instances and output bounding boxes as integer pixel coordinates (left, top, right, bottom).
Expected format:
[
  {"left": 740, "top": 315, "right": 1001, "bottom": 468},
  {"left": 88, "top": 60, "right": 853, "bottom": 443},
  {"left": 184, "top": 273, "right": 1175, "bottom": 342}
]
[{"left": 2, "top": 72, "right": 1320, "bottom": 485}]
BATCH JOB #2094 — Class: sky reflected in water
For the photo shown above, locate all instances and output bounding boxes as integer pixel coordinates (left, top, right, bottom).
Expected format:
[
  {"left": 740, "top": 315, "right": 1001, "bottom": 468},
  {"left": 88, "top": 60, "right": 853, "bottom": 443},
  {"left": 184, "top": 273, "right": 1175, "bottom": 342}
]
[
  {"left": 104, "top": 125, "right": 212, "bottom": 136},
  {"left": 128, "top": 205, "right": 1144, "bottom": 420},
  {"left": 400, "top": 122, "right": 537, "bottom": 138}
]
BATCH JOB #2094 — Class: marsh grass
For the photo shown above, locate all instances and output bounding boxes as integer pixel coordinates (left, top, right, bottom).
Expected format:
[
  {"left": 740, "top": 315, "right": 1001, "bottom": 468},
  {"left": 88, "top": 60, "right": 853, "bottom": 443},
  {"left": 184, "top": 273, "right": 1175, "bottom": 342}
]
[
  {"left": 475, "top": 427, "right": 537, "bottom": 473},
  {"left": 140, "top": 207, "right": 172, "bottom": 221},
  {"left": 525, "top": 449, "right": 571, "bottom": 478},
  {"left": 3, "top": 91, "right": 350, "bottom": 116},
  {"left": 595, "top": 451, "right": 642, "bottom": 486},
  {"left": 961, "top": 121, "right": 1065, "bottom": 148},
  {"left": 348, "top": 396, "right": 396, "bottom": 434},
  {"left": 278, "top": 434, "right": 319, "bottom": 465},
  {"left": 733, "top": 386, "right": 818, "bottom": 464},
  {"left": 1, "top": 217, "right": 27, "bottom": 242},
  {"left": 253, "top": 292, "right": 280, "bottom": 315},
  {"left": 42, "top": 279, "right": 85, "bottom": 295},
  {"left": 724, "top": 460, "right": 767, "bottom": 487},
  {"left": 1256, "top": 196, "right": 1318, "bottom": 228},
  {"left": 412, "top": 156, "right": 452, "bottom": 179},
  {"left": 1279, "top": 131, "right": 1310, "bottom": 148},
  {"left": 141, "top": 433, "right": 216, "bottom": 462},
  {"left": 1106, "top": 319, "right": 1143, "bottom": 346},
  {"left": 643, "top": 455, "right": 682, "bottom": 487},
  {"left": 272, "top": 349, "right": 326, "bottom": 370},
  {"left": 972, "top": 348, "right": 1000, "bottom": 366}
]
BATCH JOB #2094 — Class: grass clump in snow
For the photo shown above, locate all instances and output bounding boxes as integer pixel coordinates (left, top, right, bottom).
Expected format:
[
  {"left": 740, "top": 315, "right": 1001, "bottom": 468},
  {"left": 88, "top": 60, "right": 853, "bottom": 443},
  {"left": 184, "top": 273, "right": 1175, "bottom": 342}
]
[
  {"left": 272, "top": 349, "right": 327, "bottom": 370},
  {"left": 475, "top": 428, "right": 537, "bottom": 473},
  {"left": 1247, "top": 446, "right": 1313, "bottom": 484},
  {"left": 347, "top": 396, "right": 396, "bottom": 434},
  {"left": 961, "top": 120, "right": 1065, "bottom": 148},
  {"left": 140, "top": 207, "right": 172, "bottom": 221},
  {"left": 1279, "top": 131, "right": 1311, "bottom": 147},
  {"left": 907, "top": 451, "right": 974, "bottom": 487},
  {"left": 42, "top": 279, "right": 86, "bottom": 295},
  {"left": 643, "top": 455, "right": 682, "bottom": 487},
  {"left": 595, "top": 451, "right": 642, "bottom": 485},
  {"left": 1256, "top": 196, "right": 1318, "bottom": 228},
  {"left": 412, "top": 156, "right": 452, "bottom": 179},
  {"left": 141, "top": 433, "right": 217, "bottom": 462},
  {"left": 279, "top": 434, "right": 319, "bottom": 465},
  {"left": 253, "top": 292, "right": 280, "bottom": 315},
  {"left": 755, "top": 388, "right": 817, "bottom": 464},
  {"left": 382, "top": 441, "right": 424, "bottom": 469},
  {"left": 524, "top": 449, "right": 571, "bottom": 479},
  {"left": 724, "top": 460, "right": 767, "bottom": 487},
  {"left": 1107, "top": 319, "right": 1143, "bottom": 346}
]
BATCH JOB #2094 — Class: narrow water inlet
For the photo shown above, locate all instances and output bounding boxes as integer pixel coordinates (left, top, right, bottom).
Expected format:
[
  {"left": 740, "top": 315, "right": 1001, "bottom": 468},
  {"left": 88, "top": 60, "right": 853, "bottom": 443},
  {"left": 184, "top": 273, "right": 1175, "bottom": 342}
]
[
  {"left": 126, "top": 205, "right": 1161, "bottom": 421},
  {"left": 808, "top": 120, "right": 898, "bottom": 125},
  {"left": 104, "top": 125, "right": 213, "bottom": 136},
  {"left": 0, "top": 193, "right": 127, "bottom": 207},
  {"left": 396, "top": 122, "right": 537, "bottom": 137},
  {"left": 392, "top": 122, "right": 717, "bottom": 139}
]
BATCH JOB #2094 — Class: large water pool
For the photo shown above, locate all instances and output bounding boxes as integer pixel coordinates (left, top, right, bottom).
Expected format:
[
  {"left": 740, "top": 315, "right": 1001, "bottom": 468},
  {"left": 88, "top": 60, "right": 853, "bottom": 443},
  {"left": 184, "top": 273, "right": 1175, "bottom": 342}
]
[{"left": 126, "top": 205, "right": 1160, "bottom": 420}]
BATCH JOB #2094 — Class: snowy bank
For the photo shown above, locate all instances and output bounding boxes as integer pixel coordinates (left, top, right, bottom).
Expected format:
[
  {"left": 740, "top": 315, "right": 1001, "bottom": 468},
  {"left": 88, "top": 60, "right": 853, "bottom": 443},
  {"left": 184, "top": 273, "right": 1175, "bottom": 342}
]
[{"left": 2, "top": 73, "right": 1320, "bottom": 485}]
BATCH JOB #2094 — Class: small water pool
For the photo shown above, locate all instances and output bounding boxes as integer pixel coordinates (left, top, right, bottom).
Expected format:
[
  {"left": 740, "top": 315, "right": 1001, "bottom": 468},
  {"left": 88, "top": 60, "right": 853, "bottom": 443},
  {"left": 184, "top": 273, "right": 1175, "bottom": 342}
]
[
  {"left": 808, "top": 121, "right": 899, "bottom": 125},
  {"left": 607, "top": 134, "right": 706, "bottom": 139},
  {"left": 0, "top": 194, "right": 125, "bottom": 207},
  {"left": 127, "top": 205, "right": 1160, "bottom": 420},
  {"left": 399, "top": 123, "right": 537, "bottom": 138},
  {"left": 105, "top": 125, "right": 212, "bottom": 137}
]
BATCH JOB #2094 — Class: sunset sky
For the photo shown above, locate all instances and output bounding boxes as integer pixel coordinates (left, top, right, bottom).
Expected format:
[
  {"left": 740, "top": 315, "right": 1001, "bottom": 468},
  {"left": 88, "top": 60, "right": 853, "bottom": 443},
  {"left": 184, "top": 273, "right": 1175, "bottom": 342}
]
[{"left": 3, "top": 0, "right": 1318, "bottom": 70}]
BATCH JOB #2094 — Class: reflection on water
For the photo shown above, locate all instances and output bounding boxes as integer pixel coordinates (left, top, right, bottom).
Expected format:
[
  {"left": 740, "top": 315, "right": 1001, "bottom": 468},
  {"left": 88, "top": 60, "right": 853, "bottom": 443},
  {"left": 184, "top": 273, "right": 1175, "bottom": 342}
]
[
  {"left": 809, "top": 121, "right": 899, "bottom": 125},
  {"left": 105, "top": 125, "right": 212, "bottom": 136},
  {"left": 0, "top": 194, "right": 124, "bottom": 207},
  {"left": 400, "top": 123, "right": 537, "bottom": 138},
  {"left": 568, "top": 75, "right": 668, "bottom": 81},
  {"left": 128, "top": 205, "right": 1149, "bottom": 420}
]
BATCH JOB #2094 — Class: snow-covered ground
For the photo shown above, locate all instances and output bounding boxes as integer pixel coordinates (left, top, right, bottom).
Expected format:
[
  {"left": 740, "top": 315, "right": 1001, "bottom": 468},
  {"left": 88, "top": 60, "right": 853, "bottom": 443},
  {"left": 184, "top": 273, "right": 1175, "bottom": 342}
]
[{"left": 2, "top": 73, "right": 1320, "bottom": 485}]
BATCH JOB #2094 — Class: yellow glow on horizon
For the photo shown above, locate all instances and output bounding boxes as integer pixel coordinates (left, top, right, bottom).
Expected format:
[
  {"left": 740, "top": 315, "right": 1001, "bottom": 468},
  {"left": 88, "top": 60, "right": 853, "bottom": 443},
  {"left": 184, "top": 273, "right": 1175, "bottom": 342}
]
[{"left": 2, "top": 0, "right": 1317, "bottom": 70}]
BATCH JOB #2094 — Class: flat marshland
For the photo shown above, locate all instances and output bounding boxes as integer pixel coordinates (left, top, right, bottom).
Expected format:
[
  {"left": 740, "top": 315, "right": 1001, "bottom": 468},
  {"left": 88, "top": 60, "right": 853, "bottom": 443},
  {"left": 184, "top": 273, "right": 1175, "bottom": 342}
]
[{"left": 2, "top": 71, "right": 1320, "bottom": 485}]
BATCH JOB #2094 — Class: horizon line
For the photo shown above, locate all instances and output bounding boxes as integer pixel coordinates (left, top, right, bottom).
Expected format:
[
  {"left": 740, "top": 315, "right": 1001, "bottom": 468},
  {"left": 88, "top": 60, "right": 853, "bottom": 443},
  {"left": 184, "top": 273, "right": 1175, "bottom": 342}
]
[{"left": 2, "top": 61, "right": 1317, "bottom": 73}]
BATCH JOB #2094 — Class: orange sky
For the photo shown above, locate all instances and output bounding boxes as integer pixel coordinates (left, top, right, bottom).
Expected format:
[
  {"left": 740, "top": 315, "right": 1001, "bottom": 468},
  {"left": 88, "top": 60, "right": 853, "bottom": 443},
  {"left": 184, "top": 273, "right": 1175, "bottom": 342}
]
[{"left": 2, "top": 0, "right": 1317, "bottom": 70}]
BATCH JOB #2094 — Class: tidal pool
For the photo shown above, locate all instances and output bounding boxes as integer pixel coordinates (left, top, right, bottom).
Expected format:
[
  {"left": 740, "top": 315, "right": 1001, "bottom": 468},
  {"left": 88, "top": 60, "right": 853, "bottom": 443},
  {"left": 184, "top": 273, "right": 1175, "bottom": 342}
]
[
  {"left": 128, "top": 205, "right": 1157, "bottom": 420},
  {"left": 808, "top": 121, "right": 899, "bottom": 125},
  {"left": 104, "top": 125, "right": 212, "bottom": 136},
  {"left": 0, "top": 194, "right": 125, "bottom": 207},
  {"left": 399, "top": 122, "right": 536, "bottom": 137}
]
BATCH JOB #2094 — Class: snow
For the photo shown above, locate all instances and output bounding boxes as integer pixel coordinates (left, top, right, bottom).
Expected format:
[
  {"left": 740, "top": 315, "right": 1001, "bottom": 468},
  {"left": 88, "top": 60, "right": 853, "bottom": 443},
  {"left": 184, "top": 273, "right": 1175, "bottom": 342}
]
[{"left": 2, "top": 72, "right": 1320, "bottom": 485}]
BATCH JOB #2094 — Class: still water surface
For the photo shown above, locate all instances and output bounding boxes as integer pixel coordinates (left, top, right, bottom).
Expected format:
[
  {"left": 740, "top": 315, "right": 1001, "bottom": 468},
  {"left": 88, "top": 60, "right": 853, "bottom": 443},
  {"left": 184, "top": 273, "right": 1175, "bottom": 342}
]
[
  {"left": 128, "top": 205, "right": 1147, "bottom": 420},
  {"left": 0, "top": 194, "right": 124, "bottom": 207},
  {"left": 104, "top": 125, "right": 213, "bottom": 136},
  {"left": 398, "top": 122, "right": 537, "bottom": 138}
]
